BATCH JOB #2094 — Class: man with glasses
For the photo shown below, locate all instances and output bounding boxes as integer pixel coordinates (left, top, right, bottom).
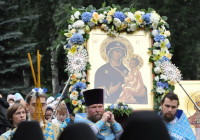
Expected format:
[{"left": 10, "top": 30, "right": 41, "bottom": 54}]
[{"left": 74, "top": 88, "right": 123, "bottom": 140}]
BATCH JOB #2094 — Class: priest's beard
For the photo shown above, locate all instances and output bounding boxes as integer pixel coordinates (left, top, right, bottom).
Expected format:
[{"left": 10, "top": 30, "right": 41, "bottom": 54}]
[
  {"left": 88, "top": 114, "right": 102, "bottom": 123},
  {"left": 163, "top": 112, "right": 176, "bottom": 122}
]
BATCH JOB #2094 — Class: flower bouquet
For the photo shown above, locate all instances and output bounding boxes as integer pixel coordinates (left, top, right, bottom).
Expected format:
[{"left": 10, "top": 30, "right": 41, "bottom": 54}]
[{"left": 105, "top": 102, "right": 133, "bottom": 117}]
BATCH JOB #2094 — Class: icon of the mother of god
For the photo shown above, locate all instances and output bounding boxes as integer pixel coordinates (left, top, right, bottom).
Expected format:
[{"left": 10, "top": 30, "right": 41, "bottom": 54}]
[{"left": 94, "top": 37, "right": 133, "bottom": 103}]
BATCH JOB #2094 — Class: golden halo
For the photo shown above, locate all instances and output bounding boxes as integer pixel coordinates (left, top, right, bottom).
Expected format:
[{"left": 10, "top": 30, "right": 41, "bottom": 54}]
[
  {"left": 187, "top": 91, "right": 200, "bottom": 116},
  {"left": 100, "top": 36, "right": 134, "bottom": 64},
  {"left": 125, "top": 54, "right": 144, "bottom": 69}
]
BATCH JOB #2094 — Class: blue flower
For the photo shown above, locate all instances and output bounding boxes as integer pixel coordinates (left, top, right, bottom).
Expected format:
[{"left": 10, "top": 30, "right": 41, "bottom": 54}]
[
  {"left": 103, "top": 19, "right": 108, "bottom": 24},
  {"left": 72, "top": 82, "right": 86, "bottom": 91},
  {"left": 156, "top": 81, "right": 169, "bottom": 88},
  {"left": 70, "top": 33, "right": 84, "bottom": 45},
  {"left": 81, "top": 12, "right": 92, "bottom": 23},
  {"left": 34, "top": 88, "right": 39, "bottom": 92},
  {"left": 154, "top": 34, "right": 165, "bottom": 42},
  {"left": 110, "top": 104, "right": 114, "bottom": 109},
  {"left": 142, "top": 13, "right": 151, "bottom": 24},
  {"left": 43, "top": 88, "right": 48, "bottom": 93},
  {"left": 81, "top": 99, "right": 85, "bottom": 103},
  {"left": 166, "top": 42, "right": 171, "bottom": 48},
  {"left": 91, "top": 10, "right": 96, "bottom": 13},
  {"left": 113, "top": 11, "right": 126, "bottom": 22},
  {"left": 123, "top": 106, "right": 128, "bottom": 109},
  {"left": 161, "top": 56, "right": 170, "bottom": 62}
]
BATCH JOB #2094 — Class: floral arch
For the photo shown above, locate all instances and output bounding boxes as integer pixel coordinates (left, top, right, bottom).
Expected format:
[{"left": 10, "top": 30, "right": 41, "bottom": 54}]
[{"left": 63, "top": 5, "right": 175, "bottom": 113}]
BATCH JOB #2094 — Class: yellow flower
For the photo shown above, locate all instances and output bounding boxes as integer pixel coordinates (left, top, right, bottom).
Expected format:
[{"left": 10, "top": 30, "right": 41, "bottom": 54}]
[
  {"left": 152, "top": 55, "right": 161, "bottom": 61},
  {"left": 119, "top": 23, "right": 127, "bottom": 30},
  {"left": 125, "top": 17, "right": 131, "bottom": 23},
  {"left": 93, "top": 12, "right": 99, "bottom": 20},
  {"left": 106, "top": 16, "right": 112, "bottom": 23},
  {"left": 70, "top": 29, "right": 76, "bottom": 33},
  {"left": 71, "top": 74, "right": 77, "bottom": 80},
  {"left": 166, "top": 52, "right": 172, "bottom": 59},
  {"left": 138, "top": 18, "right": 143, "bottom": 24},
  {"left": 168, "top": 80, "right": 175, "bottom": 85},
  {"left": 135, "top": 11, "right": 142, "bottom": 20},
  {"left": 85, "top": 25, "right": 90, "bottom": 33},
  {"left": 71, "top": 91, "right": 78, "bottom": 96},
  {"left": 160, "top": 42, "right": 167, "bottom": 49},
  {"left": 72, "top": 100, "right": 78, "bottom": 106},
  {"left": 91, "top": 18, "right": 98, "bottom": 24},
  {"left": 69, "top": 46, "right": 77, "bottom": 54},
  {"left": 159, "top": 51, "right": 165, "bottom": 57},
  {"left": 81, "top": 79, "right": 86, "bottom": 83},
  {"left": 64, "top": 33, "right": 72, "bottom": 38},
  {"left": 107, "top": 8, "right": 116, "bottom": 16}
]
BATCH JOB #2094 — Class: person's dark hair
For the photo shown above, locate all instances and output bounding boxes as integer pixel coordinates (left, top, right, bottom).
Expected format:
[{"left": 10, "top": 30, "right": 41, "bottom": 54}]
[
  {"left": 7, "top": 103, "right": 27, "bottom": 126},
  {"left": 161, "top": 91, "right": 179, "bottom": 106},
  {"left": 26, "top": 92, "right": 47, "bottom": 104},
  {"left": 46, "top": 106, "right": 53, "bottom": 112},
  {"left": 8, "top": 98, "right": 15, "bottom": 102},
  {"left": 12, "top": 121, "right": 44, "bottom": 140},
  {"left": 59, "top": 123, "right": 98, "bottom": 140},
  {"left": 120, "top": 111, "right": 170, "bottom": 140}
]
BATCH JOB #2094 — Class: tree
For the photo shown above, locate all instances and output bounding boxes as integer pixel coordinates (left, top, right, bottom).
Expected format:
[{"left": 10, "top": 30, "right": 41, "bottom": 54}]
[{"left": 0, "top": 0, "right": 38, "bottom": 94}]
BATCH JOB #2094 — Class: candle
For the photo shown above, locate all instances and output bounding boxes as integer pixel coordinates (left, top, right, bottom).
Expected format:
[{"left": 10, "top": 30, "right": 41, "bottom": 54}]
[
  {"left": 27, "top": 53, "right": 37, "bottom": 87},
  {"left": 37, "top": 50, "right": 41, "bottom": 88}
]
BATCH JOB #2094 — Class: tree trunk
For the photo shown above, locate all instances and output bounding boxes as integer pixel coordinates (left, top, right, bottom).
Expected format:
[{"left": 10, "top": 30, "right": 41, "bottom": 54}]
[
  {"left": 51, "top": 50, "right": 59, "bottom": 96},
  {"left": 23, "top": 70, "right": 30, "bottom": 87}
]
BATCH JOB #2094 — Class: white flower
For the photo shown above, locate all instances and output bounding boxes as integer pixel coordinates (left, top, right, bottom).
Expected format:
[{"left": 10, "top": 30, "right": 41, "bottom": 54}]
[
  {"left": 98, "top": 14, "right": 105, "bottom": 23},
  {"left": 128, "top": 23, "right": 137, "bottom": 31},
  {"left": 75, "top": 72, "right": 82, "bottom": 79},
  {"left": 74, "top": 11, "right": 81, "bottom": 19},
  {"left": 78, "top": 100, "right": 82, "bottom": 105},
  {"left": 164, "top": 30, "right": 171, "bottom": 37},
  {"left": 150, "top": 11, "right": 160, "bottom": 23},
  {"left": 77, "top": 29, "right": 85, "bottom": 34},
  {"left": 153, "top": 42, "right": 160, "bottom": 47},
  {"left": 155, "top": 76, "right": 159, "bottom": 81},
  {"left": 113, "top": 18, "right": 121, "bottom": 27},
  {"left": 152, "top": 29, "right": 159, "bottom": 37},
  {"left": 88, "top": 21, "right": 95, "bottom": 27},
  {"left": 72, "top": 20, "right": 85, "bottom": 29},
  {"left": 154, "top": 66, "right": 161, "bottom": 74},
  {"left": 77, "top": 45, "right": 84, "bottom": 51},
  {"left": 70, "top": 94, "right": 78, "bottom": 100},
  {"left": 156, "top": 87, "right": 165, "bottom": 94},
  {"left": 103, "top": 11, "right": 107, "bottom": 14},
  {"left": 126, "top": 12, "right": 135, "bottom": 20},
  {"left": 70, "top": 15, "right": 75, "bottom": 21},
  {"left": 154, "top": 61, "right": 161, "bottom": 67},
  {"left": 38, "top": 88, "right": 44, "bottom": 94},
  {"left": 160, "top": 74, "right": 168, "bottom": 81},
  {"left": 151, "top": 22, "right": 158, "bottom": 29},
  {"left": 68, "top": 25, "right": 72, "bottom": 30},
  {"left": 153, "top": 50, "right": 160, "bottom": 55}
]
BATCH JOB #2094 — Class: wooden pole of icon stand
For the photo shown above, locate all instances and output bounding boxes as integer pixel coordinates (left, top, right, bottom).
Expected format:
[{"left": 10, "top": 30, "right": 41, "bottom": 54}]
[{"left": 28, "top": 50, "right": 46, "bottom": 128}]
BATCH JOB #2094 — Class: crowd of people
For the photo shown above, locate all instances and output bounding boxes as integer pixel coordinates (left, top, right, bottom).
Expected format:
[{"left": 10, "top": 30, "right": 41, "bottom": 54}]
[{"left": 0, "top": 89, "right": 196, "bottom": 140}]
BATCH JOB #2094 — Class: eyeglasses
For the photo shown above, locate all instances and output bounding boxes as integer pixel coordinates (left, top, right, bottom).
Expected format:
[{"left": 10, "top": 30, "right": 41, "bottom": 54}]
[{"left": 14, "top": 111, "right": 26, "bottom": 115}]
